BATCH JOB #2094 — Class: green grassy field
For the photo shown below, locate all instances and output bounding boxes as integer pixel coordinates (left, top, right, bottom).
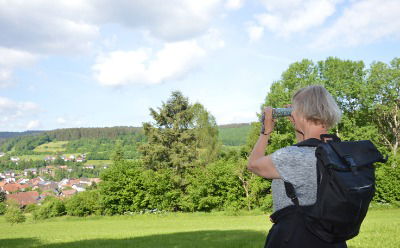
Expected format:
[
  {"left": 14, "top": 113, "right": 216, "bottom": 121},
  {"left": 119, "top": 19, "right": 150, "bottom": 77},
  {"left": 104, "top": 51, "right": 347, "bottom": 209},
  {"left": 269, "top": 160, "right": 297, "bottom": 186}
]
[
  {"left": 0, "top": 209, "right": 399, "bottom": 248},
  {"left": 33, "top": 141, "right": 69, "bottom": 153},
  {"left": 85, "top": 160, "right": 112, "bottom": 166}
]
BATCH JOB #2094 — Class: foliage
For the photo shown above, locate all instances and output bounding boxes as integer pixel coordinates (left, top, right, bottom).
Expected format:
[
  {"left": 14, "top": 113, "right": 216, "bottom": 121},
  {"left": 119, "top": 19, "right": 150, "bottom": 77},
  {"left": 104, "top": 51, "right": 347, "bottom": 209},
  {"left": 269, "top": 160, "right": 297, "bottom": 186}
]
[
  {"left": 32, "top": 196, "right": 66, "bottom": 220},
  {"left": 4, "top": 199, "right": 25, "bottom": 224},
  {"left": 374, "top": 161, "right": 400, "bottom": 204},
  {"left": 181, "top": 159, "right": 245, "bottom": 212},
  {"left": 0, "top": 190, "right": 6, "bottom": 203},
  {"left": 65, "top": 190, "right": 103, "bottom": 217},
  {"left": 99, "top": 159, "right": 146, "bottom": 215},
  {"left": 138, "top": 91, "right": 219, "bottom": 173},
  {"left": 23, "top": 203, "right": 38, "bottom": 213},
  {"left": 0, "top": 202, "right": 6, "bottom": 215}
]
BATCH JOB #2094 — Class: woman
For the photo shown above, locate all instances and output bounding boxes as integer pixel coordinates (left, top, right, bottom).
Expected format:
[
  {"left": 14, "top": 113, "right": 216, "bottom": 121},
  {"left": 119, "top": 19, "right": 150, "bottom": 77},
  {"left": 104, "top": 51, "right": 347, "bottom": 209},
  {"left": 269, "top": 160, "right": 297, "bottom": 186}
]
[{"left": 247, "top": 85, "right": 346, "bottom": 248}]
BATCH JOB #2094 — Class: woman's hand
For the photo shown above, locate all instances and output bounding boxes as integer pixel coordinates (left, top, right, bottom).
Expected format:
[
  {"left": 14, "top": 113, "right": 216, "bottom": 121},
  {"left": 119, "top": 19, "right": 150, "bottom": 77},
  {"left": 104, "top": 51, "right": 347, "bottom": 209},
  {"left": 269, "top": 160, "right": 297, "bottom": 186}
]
[{"left": 261, "top": 106, "right": 275, "bottom": 135}]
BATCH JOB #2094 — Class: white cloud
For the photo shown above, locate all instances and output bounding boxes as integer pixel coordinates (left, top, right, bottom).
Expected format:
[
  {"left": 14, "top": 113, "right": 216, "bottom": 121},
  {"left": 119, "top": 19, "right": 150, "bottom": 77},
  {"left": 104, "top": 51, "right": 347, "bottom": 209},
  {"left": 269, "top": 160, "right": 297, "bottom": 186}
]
[
  {"left": 93, "top": 41, "right": 206, "bottom": 86},
  {"left": 312, "top": 0, "right": 400, "bottom": 48},
  {"left": 0, "top": 1, "right": 226, "bottom": 87},
  {"left": 247, "top": 25, "right": 264, "bottom": 42},
  {"left": 0, "top": 97, "right": 41, "bottom": 130},
  {"left": 93, "top": 29, "right": 224, "bottom": 87},
  {"left": 0, "top": 0, "right": 99, "bottom": 55},
  {"left": 0, "top": 47, "right": 38, "bottom": 87},
  {"left": 225, "top": 0, "right": 245, "bottom": 10},
  {"left": 56, "top": 117, "right": 67, "bottom": 125},
  {"left": 93, "top": 0, "right": 223, "bottom": 41},
  {"left": 26, "top": 120, "right": 41, "bottom": 130},
  {"left": 256, "top": 0, "right": 340, "bottom": 37}
]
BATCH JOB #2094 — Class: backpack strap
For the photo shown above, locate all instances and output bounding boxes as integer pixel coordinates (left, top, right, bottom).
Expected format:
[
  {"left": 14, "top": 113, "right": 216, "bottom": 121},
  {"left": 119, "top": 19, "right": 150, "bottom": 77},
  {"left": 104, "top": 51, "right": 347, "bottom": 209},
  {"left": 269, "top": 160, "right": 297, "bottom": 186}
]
[
  {"left": 284, "top": 181, "right": 299, "bottom": 206},
  {"left": 284, "top": 134, "right": 339, "bottom": 207}
]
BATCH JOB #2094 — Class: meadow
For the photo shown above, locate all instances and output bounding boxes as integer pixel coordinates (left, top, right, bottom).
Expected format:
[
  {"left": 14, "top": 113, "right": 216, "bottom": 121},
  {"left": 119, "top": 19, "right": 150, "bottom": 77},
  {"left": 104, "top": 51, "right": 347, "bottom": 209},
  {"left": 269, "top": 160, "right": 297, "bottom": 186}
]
[
  {"left": 0, "top": 209, "right": 398, "bottom": 248},
  {"left": 33, "top": 141, "right": 69, "bottom": 154}
]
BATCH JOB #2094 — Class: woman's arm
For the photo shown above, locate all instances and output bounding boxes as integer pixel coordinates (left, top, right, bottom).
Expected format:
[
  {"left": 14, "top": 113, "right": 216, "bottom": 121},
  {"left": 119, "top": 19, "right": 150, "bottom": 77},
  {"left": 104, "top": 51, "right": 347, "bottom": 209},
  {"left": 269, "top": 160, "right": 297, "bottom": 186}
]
[{"left": 247, "top": 107, "right": 280, "bottom": 179}]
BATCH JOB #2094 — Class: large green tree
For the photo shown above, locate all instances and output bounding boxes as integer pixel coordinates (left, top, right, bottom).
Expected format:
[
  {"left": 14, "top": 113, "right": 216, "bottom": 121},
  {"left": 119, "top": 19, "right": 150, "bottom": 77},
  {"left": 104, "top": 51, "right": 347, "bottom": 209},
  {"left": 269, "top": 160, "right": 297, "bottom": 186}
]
[{"left": 138, "top": 91, "right": 220, "bottom": 173}]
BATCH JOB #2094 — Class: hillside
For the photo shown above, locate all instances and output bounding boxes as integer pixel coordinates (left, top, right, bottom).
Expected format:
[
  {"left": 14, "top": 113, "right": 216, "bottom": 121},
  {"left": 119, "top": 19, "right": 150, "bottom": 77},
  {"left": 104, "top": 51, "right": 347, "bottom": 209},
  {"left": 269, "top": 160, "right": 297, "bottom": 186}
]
[
  {"left": 0, "top": 124, "right": 253, "bottom": 162},
  {"left": 0, "top": 130, "right": 45, "bottom": 141}
]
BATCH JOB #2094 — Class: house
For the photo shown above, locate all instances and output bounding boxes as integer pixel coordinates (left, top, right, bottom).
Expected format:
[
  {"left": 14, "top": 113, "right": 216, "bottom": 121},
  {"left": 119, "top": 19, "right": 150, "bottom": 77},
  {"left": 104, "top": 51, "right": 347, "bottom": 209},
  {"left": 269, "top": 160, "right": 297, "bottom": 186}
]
[
  {"left": 76, "top": 157, "right": 85, "bottom": 162},
  {"left": 58, "top": 178, "right": 69, "bottom": 188},
  {"left": 16, "top": 178, "right": 30, "bottom": 184},
  {"left": 10, "top": 157, "right": 20, "bottom": 162},
  {"left": 39, "top": 167, "right": 50, "bottom": 175},
  {"left": 44, "top": 156, "right": 56, "bottom": 162},
  {"left": 6, "top": 191, "right": 40, "bottom": 206},
  {"left": 38, "top": 181, "right": 58, "bottom": 192},
  {"left": 29, "top": 177, "right": 45, "bottom": 187},
  {"left": 24, "top": 168, "right": 38, "bottom": 176},
  {"left": 61, "top": 189, "right": 77, "bottom": 198},
  {"left": 5, "top": 178, "right": 16, "bottom": 183},
  {"left": 67, "top": 178, "right": 81, "bottom": 187},
  {"left": 72, "top": 183, "right": 86, "bottom": 192},
  {"left": 2, "top": 183, "right": 29, "bottom": 194},
  {"left": 89, "top": 178, "right": 101, "bottom": 185},
  {"left": 4, "top": 171, "right": 15, "bottom": 178}
]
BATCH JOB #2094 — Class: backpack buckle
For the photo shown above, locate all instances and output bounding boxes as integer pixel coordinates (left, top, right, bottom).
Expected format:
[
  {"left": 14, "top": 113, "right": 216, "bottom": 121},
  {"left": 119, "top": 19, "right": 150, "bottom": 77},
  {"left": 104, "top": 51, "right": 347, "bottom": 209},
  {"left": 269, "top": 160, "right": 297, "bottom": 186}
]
[{"left": 343, "top": 155, "right": 358, "bottom": 175}]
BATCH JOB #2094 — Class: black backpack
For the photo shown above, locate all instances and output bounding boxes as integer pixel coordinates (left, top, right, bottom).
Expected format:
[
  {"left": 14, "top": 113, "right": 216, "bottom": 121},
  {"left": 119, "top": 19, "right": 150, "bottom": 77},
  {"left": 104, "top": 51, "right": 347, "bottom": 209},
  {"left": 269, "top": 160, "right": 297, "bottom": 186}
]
[{"left": 285, "top": 134, "right": 387, "bottom": 243}]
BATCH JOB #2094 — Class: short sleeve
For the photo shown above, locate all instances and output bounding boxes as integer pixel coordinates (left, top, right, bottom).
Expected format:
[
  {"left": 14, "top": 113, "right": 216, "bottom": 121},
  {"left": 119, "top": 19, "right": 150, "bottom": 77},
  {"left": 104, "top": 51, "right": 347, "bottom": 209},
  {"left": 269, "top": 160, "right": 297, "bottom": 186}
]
[{"left": 270, "top": 146, "right": 305, "bottom": 186}]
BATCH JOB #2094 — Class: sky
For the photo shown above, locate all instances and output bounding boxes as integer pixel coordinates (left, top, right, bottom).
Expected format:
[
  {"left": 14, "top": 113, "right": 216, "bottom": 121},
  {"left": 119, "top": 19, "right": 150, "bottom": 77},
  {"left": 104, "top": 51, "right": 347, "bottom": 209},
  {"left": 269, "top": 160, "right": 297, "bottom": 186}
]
[{"left": 0, "top": 0, "right": 399, "bottom": 132}]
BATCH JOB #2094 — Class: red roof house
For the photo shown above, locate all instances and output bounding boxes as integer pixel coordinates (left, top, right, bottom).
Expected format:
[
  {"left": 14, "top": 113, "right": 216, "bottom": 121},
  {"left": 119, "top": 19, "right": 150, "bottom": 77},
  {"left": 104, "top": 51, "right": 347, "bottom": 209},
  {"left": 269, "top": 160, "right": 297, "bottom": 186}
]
[{"left": 6, "top": 191, "right": 40, "bottom": 206}]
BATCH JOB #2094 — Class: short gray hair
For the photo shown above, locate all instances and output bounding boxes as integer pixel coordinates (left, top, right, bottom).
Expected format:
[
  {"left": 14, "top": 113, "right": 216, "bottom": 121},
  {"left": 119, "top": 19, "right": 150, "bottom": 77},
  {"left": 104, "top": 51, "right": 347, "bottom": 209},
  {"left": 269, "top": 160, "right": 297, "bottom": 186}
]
[{"left": 292, "top": 85, "right": 341, "bottom": 128}]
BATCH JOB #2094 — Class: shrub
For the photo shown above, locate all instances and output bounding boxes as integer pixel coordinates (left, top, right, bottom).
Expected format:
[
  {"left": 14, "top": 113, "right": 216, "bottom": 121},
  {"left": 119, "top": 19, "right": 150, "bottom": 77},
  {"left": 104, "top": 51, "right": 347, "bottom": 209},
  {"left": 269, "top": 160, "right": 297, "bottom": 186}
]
[
  {"left": 33, "top": 196, "right": 66, "bottom": 220},
  {"left": 181, "top": 159, "right": 245, "bottom": 212},
  {"left": 0, "top": 202, "right": 6, "bottom": 215},
  {"left": 23, "top": 203, "right": 38, "bottom": 213},
  {"left": 4, "top": 200, "right": 25, "bottom": 224},
  {"left": 0, "top": 190, "right": 6, "bottom": 202},
  {"left": 65, "top": 190, "right": 102, "bottom": 217}
]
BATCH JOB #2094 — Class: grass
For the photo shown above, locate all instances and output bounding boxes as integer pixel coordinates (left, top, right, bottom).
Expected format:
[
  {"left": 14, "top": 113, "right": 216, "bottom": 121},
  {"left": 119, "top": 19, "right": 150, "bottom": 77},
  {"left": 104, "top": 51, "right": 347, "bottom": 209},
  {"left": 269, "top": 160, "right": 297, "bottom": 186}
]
[
  {"left": 19, "top": 155, "right": 47, "bottom": 161},
  {"left": 85, "top": 160, "right": 112, "bottom": 166},
  {"left": 33, "top": 141, "right": 69, "bottom": 153},
  {"left": 0, "top": 209, "right": 399, "bottom": 248}
]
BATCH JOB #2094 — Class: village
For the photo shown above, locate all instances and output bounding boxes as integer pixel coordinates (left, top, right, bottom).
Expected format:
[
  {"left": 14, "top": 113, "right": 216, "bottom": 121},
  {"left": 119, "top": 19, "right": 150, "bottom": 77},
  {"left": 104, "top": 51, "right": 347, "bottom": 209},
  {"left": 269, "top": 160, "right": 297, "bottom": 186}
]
[{"left": 0, "top": 152, "right": 104, "bottom": 208}]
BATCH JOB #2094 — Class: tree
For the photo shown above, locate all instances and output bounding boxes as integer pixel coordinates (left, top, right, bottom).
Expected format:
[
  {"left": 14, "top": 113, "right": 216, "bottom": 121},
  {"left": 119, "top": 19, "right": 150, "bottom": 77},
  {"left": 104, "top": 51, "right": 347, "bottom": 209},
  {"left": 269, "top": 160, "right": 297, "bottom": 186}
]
[
  {"left": 138, "top": 91, "right": 219, "bottom": 173},
  {"left": 192, "top": 103, "right": 221, "bottom": 165},
  {"left": 0, "top": 190, "right": 6, "bottom": 203},
  {"left": 4, "top": 199, "right": 25, "bottom": 225},
  {"left": 365, "top": 58, "right": 400, "bottom": 167}
]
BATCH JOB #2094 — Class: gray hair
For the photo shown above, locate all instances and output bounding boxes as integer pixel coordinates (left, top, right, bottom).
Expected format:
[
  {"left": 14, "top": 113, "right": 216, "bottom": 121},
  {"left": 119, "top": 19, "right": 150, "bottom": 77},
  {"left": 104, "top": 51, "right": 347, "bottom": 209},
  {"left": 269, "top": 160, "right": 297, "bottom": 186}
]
[{"left": 292, "top": 85, "right": 341, "bottom": 128}]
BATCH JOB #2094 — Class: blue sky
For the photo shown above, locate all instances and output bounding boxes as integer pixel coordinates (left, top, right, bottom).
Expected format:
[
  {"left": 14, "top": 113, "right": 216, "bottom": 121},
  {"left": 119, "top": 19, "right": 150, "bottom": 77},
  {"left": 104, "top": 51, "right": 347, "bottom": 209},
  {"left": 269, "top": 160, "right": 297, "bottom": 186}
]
[{"left": 0, "top": 0, "right": 399, "bottom": 131}]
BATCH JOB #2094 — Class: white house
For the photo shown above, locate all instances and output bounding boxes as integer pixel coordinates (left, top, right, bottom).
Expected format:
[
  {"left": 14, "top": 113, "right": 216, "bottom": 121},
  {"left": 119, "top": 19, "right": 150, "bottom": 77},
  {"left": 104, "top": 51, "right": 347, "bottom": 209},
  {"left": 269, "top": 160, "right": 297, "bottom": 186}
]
[
  {"left": 72, "top": 184, "right": 86, "bottom": 192},
  {"left": 10, "top": 157, "right": 20, "bottom": 162},
  {"left": 24, "top": 168, "right": 38, "bottom": 176}
]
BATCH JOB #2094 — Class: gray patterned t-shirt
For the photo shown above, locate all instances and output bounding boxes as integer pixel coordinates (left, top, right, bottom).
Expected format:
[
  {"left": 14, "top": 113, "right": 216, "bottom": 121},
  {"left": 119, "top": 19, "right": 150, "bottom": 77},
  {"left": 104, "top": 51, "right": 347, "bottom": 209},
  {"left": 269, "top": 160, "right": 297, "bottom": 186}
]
[{"left": 270, "top": 146, "right": 318, "bottom": 212}]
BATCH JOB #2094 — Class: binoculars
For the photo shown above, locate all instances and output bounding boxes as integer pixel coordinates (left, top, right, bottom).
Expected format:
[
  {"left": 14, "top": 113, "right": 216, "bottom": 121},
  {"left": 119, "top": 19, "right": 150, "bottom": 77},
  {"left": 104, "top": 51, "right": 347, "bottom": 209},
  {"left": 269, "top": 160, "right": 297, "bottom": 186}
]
[
  {"left": 260, "top": 108, "right": 292, "bottom": 134},
  {"left": 260, "top": 107, "right": 293, "bottom": 123}
]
